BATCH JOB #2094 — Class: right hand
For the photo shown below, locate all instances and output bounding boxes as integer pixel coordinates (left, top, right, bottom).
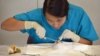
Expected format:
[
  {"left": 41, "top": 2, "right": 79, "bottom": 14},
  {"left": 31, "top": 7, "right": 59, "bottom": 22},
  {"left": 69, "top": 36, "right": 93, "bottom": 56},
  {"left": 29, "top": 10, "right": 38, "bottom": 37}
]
[
  {"left": 35, "top": 25, "right": 46, "bottom": 39},
  {"left": 25, "top": 21, "right": 46, "bottom": 39}
]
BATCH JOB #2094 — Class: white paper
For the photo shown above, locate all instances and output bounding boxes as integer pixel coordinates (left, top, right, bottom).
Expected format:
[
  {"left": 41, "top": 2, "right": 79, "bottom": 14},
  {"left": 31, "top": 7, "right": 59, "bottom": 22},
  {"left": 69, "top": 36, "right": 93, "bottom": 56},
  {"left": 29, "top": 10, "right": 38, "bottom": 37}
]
[{"left": 22, "top": 42, "right": 96, "bottom": 56}]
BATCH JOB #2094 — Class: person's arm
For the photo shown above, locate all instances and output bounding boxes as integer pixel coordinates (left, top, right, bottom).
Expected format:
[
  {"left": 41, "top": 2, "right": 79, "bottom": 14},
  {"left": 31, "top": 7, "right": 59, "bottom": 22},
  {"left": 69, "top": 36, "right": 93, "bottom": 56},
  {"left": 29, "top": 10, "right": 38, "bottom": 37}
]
[
  {"left": 1, "top": 17, "right": 25, "bottom": 31},
  {"left": 79, "top": 38, "right": 92, "bottom": 45},
  {"left": 1, "top": 17, "right": 46, "bottom": 38}
]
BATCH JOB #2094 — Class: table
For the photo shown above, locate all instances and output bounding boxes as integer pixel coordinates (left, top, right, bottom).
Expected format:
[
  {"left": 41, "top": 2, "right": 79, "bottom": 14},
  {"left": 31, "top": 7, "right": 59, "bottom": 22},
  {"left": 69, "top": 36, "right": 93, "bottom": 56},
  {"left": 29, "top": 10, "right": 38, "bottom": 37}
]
[{"left": 0, "top": 42, "right": 100, "bottom": 56}]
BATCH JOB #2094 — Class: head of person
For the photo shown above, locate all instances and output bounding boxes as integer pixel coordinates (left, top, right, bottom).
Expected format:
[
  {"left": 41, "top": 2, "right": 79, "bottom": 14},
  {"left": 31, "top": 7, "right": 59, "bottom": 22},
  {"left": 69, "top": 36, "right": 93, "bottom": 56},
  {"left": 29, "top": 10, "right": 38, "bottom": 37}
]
[{"left": 43, "top": 0, "right": 69, "bottom": 19}]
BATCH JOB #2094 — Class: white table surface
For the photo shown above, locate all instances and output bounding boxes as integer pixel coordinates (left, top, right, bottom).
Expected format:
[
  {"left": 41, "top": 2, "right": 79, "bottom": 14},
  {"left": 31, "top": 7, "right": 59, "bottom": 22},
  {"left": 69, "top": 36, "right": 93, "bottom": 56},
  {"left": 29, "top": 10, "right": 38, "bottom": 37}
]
[{"left": 0, "top": 42, "right": 100, "bottom": 56}]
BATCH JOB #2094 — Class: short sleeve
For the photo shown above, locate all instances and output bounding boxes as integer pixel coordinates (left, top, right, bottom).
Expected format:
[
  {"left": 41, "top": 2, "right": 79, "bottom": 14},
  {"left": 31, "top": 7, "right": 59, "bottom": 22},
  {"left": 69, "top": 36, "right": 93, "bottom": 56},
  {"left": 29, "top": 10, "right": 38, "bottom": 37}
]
[
  {"left": 79, "top": 10, "right": 99, "bottom": 41},
  {"left": 13, "top": 8, "right": 42, "bottom": 21},
  {"left": 13, "top": 8, "right": 43, "bottom": 33},
  {"left": 13, "top": 13, "right": 29, "bottom": 21}
]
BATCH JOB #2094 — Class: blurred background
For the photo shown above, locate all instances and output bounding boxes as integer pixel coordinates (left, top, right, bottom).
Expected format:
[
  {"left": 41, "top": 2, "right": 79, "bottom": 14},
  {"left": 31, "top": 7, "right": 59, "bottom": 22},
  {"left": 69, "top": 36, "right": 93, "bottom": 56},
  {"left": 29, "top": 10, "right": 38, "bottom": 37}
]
[{"left": 0, "top": 0, "right": 100, "bottom": 45}]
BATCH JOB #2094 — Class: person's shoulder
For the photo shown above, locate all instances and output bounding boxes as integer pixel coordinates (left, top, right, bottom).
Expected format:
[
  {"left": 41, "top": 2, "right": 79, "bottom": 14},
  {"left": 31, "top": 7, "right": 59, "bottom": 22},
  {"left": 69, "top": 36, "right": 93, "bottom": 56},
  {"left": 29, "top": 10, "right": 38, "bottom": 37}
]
[{"left": 69, "top": 4, "right": 84, "bottom": 12}]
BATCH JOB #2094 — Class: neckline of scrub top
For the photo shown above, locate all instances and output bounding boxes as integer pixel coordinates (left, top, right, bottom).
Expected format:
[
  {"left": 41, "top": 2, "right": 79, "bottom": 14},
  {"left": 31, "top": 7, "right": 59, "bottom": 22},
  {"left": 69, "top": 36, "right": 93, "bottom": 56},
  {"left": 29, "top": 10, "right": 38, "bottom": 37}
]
[{"left": 42, "top": 15, "right": 69, "bottom": 32}]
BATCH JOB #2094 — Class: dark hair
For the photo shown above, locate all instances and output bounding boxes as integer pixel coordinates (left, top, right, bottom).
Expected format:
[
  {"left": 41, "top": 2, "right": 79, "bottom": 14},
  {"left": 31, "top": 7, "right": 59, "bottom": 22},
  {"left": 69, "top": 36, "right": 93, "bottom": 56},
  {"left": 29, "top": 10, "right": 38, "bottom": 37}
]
[{"left": 43, "top": 0, "right": 69, "bottom": 17}]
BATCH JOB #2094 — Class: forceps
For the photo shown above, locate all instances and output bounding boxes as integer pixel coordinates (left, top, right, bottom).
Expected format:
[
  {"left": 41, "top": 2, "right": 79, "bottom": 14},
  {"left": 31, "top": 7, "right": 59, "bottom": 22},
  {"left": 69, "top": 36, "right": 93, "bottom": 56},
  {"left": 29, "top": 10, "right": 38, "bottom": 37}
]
[{"left": 45, "top": 36, "right": 63, "bottom": 43}]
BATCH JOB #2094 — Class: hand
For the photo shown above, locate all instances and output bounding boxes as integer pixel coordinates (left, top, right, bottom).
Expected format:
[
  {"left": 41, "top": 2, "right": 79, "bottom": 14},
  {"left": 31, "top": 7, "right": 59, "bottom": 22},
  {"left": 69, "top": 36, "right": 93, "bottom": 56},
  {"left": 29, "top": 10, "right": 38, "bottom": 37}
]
[
  {"left": 35, "top": 26, "right": 46, "bottom": 39},
  {"left": 59, "top": 29, "right": 80, "bottom": 42},
  {"left": 25, "top": 21, "right": 46, "bottom": 39}
]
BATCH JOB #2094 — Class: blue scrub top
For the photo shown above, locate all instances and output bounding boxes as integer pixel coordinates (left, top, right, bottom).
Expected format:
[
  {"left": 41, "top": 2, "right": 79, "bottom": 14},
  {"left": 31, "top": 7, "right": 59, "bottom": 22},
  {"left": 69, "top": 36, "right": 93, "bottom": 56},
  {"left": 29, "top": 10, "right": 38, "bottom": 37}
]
[{"left": 13, "top": 4, "right": 99, "bottom": 43}]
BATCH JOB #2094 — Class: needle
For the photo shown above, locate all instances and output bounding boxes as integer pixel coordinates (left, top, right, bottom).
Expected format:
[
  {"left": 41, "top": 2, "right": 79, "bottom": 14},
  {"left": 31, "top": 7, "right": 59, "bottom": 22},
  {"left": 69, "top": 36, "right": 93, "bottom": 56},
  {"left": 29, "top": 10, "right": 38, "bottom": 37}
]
[{"left": 45, "top": 37, "right": 57, "bottom": 42}]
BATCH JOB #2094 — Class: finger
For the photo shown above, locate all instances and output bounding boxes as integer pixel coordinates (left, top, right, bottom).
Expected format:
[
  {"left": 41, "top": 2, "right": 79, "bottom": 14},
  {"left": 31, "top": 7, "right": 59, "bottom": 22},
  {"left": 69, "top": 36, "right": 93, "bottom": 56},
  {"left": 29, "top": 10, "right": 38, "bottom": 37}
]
[
  {"left": 37, "top": 31, "right": 45, "bottom": 39},
  {"left": 36, "top": 30, "right": 42, "bottom": 38}
]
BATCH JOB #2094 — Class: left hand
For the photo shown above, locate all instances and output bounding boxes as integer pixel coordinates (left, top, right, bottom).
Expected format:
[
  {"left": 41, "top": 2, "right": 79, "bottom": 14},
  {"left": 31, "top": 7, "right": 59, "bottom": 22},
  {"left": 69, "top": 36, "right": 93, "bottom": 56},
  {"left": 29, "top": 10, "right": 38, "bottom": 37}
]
[{"left": 59, "top": 29, "right": 80, "bottom": 42}]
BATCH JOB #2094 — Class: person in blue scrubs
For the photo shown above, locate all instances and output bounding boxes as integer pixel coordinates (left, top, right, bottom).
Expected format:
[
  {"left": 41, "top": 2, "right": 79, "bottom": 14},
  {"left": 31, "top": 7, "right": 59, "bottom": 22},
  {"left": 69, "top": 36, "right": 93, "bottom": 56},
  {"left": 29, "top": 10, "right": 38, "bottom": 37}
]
[{"left": 1, "top": 0, "right": 99, "bottom": 45}]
